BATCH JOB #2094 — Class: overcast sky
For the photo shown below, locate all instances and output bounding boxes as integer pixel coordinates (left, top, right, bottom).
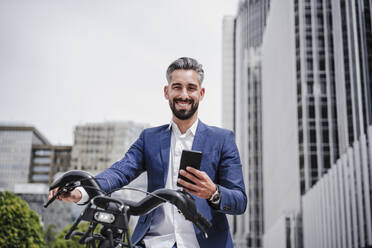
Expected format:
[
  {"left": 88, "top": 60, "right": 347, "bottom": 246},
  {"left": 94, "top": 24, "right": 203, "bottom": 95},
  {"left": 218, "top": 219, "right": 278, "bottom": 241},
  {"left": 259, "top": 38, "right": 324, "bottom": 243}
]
[{"left": 0, "top": 0, "right": 238, "bottom": 144}]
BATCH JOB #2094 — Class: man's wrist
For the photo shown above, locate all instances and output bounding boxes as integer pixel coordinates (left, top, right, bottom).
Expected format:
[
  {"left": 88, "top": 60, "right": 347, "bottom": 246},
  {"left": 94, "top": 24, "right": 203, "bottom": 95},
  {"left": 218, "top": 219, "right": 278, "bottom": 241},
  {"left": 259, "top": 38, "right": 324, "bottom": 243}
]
[
  {"left": 208, "top": 185, "right": 217, "bottom": 200},
  {"left": 75, "top": 187, "right": 89, "bottom": 205},
  {"left": 208, "top": 185, "right": 221, "bottom": 204}
]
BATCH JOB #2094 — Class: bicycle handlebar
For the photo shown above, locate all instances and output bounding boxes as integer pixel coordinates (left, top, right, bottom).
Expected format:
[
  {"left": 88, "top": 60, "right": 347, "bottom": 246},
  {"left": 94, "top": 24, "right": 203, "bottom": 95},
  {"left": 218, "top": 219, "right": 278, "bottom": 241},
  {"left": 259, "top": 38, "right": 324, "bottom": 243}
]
[{"left": 45, "top": 170, "right": 212, "bottom": 244}]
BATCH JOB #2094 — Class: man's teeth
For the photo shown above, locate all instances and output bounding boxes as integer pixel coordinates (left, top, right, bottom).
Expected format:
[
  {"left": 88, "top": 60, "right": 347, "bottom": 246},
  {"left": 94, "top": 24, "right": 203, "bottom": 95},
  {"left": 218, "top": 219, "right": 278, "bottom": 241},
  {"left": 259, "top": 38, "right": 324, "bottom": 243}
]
[{"left": 177, "top": 102, "right": 190, "bottom": 107}]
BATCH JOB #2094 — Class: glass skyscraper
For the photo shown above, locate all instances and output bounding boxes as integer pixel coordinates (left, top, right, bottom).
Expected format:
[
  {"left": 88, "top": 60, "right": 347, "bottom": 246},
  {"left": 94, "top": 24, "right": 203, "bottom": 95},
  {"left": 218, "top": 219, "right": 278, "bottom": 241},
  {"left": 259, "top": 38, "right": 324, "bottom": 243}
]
[
  {"left": 223, "top": 0, "right": 270, "bottom": 247},
  {"left": 261, "top": 0, "right": 372, "bottom": 247},
  {"left": 224, "top": 0, "right": 372, "bottom": 247}
]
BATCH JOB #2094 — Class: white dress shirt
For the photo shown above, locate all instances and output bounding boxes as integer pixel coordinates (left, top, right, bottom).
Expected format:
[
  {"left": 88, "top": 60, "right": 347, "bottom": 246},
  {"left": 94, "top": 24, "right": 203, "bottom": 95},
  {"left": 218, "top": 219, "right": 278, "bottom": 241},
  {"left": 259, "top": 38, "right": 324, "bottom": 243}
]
[
  {"left": 77, "top": 120, "right": 200, "bottom": 248},
  {"left": 142, "top": 120, "right": 200, "bottom": 248}
]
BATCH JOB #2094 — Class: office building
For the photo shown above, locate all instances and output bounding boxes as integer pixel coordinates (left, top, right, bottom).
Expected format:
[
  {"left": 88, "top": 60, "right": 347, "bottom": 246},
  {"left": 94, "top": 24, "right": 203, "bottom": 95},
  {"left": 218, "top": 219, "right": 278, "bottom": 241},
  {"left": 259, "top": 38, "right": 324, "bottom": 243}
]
[
  {"left": 223, "top": 0, "right": 270, "bottom": 247},
  {"left": 261, "top": 0, "right": 301, "bottom": 246},
  {"left": 302, "top": 0, "right": 372, "bottom": 247},
  {"left": 261, "top": 0, "right": 372, "bottom": 247},
  {"left": 332, "top": 0, "right": 372, "bottom": 154},
  {"left": 0, "top": 125, "right": 50, "bottom": 191},
  {"left": 293, "top": 0, "right": 340, "bottom": 195},
  {"left": 71, "top": 121, "right": 148, "bottom": 175},
  {"left": 303, "top": 127, "right": 372, "bottom": 248},
  {"left": 30, "top": 145, "right": 72, "bottom": 184}
]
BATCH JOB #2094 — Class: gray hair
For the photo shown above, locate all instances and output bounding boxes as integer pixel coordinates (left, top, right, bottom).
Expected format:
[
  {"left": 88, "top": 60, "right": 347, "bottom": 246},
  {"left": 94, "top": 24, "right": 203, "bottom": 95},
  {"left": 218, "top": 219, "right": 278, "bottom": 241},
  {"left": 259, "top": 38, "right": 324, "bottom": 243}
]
[{"left": 166, "top": 57, "right": 204, "bottom": 84}]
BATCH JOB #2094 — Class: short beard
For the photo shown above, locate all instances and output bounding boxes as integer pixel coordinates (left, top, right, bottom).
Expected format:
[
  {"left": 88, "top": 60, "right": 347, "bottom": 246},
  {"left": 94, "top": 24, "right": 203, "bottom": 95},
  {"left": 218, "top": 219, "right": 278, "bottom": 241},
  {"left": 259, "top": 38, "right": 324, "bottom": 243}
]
[{"left": 169, "top": 99, "right": 199, "bottom": 120}]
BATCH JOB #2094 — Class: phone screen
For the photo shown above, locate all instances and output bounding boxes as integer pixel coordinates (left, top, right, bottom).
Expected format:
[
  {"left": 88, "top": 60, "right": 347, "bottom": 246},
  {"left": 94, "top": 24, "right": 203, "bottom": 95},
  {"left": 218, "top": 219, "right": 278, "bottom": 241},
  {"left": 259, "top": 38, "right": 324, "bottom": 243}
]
[{"left": 177, "top": 150, "right": 202, "bottom": 187}]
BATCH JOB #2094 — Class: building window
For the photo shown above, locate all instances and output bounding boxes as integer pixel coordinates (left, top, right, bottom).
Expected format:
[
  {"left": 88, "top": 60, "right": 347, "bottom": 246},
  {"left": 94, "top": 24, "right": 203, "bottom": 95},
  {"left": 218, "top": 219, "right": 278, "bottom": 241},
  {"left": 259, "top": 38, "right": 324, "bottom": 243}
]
[
  {"left": 309, "top": 129, "right": 316, "bottom": 143},
  {"left": 306, "top": 35, "right": 312, "bottom": 48},
  {"left": 307, "top": 81, "right": 314, "bottom": 94},
  {"left": 308, "top": 105, "right": 315, "bottom": 118},
  {"left": 307, "top": 59, "right": 313, "bottom": 71},
  {"left": 319, "top": 58, "right": 326, "bottom": 71},
  {"left": 318, "top": 36, "right": 325, "bottom": 48},
  {"left": 298, "top": 105, "right": 303, "bottom": 119},
  {"left": 323, "top": 154, "right": 331, "bottom": 169},
  {"left": 320, "top": 81, "right": 327, "bottom": 94},
  {"left": 317, "top": 14, "right": 324, "bottom": 26},
  {"left": 322, "top": 129, "right": 329, "bottom": 143},
  {"left": 310, "top": 155, "right": 317, "bottom": 168},
  {"left": 321, "top": 105, "right": 328, "bottom": 119},
  {"left": 305, "top": 14, "right": 312, "bottom": 26}
]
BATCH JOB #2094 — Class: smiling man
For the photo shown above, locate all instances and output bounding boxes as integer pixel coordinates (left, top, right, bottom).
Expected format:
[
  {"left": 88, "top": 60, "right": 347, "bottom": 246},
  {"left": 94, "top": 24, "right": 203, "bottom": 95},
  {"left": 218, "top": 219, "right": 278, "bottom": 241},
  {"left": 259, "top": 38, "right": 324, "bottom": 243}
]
[{"left": 49, "top": 57, "right": 247, "bottom": 248}]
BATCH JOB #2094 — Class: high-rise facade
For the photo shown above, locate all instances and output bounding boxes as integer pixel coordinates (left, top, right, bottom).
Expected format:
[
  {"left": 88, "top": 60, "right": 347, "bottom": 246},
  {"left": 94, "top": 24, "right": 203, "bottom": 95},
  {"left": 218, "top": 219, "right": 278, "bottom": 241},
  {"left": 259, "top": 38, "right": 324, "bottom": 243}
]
[
  {"left": 332, "top": 0, "right": 372, "bottom": 153},
  {"left": 260, "top": 0, "right": 372, "bottom": 247},
  {"left": 222, "top": 1, "right": 270, "bottom": 247},
  {"left": 302, "top": 0, "right": 372, "bottom": 247},
  {"left": 303, "top": 127, "right": 372, "bottom": 247},
  {"left": 294, "top": 0, "right": 339, "bottom": 195},
  {"left": 0, "top": 125, "right": 50, "bottom": 191},
  {"left": 71, "top": 121, "right": 148, "bottom": 175},
  {"left": 261, "top": 0, "right": 301, "bottom": 246}
]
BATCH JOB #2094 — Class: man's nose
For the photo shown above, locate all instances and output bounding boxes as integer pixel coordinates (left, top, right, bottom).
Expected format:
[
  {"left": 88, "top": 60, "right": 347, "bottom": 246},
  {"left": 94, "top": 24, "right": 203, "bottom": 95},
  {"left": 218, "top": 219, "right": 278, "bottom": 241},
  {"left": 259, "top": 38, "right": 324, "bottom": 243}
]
[{"left": 180, "top": 87, "right": 188, "bottom": 99}]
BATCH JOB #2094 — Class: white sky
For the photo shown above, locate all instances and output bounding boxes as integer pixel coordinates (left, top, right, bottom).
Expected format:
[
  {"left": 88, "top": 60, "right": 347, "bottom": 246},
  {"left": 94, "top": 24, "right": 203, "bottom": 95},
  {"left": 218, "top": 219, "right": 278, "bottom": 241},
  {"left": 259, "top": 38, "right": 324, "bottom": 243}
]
[{"left": 0, "top": 0, "right": 238, "bottom": 145}]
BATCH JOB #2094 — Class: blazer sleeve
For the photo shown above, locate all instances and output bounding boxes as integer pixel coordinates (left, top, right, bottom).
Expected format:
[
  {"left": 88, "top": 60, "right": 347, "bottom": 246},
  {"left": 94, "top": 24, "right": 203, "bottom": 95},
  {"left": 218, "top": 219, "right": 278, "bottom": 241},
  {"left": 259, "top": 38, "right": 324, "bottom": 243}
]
[
  {"left": 94, "top": 130, "right": 146, "bottom": 193},
  {"left": 215, "top": 130, "right": 247, "bottom": 215}
]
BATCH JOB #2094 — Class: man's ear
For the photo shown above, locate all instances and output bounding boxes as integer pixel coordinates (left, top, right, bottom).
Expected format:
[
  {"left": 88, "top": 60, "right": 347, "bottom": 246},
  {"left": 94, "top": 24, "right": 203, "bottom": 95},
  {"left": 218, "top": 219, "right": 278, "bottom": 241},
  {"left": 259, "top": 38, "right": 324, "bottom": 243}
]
[
  {"left": 164, "top": 85, "right": 169, "bottom": 100},
  {"left": 200, "top": 87, "right": 205, "bottom": 101}
]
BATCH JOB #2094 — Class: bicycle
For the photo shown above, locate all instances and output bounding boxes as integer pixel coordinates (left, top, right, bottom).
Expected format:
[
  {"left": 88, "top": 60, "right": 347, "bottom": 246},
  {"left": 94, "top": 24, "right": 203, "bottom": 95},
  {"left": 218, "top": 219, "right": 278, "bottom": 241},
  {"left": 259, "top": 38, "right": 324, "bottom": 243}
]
[{"left": 44, "top": 170, "right": 212, "bottom": 248}]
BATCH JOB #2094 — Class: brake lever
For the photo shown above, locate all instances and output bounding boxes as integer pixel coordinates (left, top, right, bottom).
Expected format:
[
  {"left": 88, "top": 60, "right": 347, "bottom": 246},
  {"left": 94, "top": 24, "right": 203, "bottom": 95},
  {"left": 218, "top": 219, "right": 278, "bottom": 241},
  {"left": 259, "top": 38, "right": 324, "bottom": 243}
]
[{"left": 44, "top": 183, "right": 77, "bottom": 208}]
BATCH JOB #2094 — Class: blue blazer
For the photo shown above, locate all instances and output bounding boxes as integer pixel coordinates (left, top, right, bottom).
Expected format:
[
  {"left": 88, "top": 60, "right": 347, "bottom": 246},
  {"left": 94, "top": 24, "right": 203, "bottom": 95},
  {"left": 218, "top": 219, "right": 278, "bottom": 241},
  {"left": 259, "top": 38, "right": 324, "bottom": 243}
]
[{"left": 96, "top": 121, "right": 247, "bottom": 248}]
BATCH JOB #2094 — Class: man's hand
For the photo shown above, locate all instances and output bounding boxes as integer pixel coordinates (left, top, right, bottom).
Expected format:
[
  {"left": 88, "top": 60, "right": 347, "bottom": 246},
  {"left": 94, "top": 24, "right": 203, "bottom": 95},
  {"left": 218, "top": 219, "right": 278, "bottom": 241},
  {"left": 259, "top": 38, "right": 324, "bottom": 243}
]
[
  {"left": 177, "top": 166, "right": 216, "bottom": 199},
  {"left": 48, "top": 187, "right": 83, "bottom": 203}
]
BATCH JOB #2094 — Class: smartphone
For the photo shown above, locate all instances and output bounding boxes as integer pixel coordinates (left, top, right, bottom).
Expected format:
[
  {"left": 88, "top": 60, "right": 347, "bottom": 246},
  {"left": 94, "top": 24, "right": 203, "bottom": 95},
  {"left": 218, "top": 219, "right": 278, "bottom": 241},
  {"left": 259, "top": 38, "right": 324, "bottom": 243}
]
[{"left": 177, "top": 150, "right": 203, "bottom": 187}]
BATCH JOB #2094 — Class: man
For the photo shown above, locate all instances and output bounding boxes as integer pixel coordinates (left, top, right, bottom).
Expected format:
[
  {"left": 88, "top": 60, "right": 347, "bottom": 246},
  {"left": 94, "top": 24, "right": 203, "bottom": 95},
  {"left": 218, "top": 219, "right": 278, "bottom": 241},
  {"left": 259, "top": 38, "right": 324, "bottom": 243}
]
[{"left": 49, "top": 57, "right": 247, "bottom": 248}]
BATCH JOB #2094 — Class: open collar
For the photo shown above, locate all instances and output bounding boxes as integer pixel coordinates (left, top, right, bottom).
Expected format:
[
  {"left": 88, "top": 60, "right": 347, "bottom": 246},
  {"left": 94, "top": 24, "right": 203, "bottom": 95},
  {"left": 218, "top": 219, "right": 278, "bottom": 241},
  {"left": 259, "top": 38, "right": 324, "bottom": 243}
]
[{"left": 168, "top": 119, "right": 199, "bottom": 137}]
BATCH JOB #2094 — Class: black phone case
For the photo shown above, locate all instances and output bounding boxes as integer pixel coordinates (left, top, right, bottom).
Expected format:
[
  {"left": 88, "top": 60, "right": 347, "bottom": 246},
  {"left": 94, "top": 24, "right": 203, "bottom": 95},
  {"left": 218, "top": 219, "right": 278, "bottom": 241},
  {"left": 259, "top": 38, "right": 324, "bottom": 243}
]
[{"left": 177, "top": 150, "right": 202, "bottom": 187}]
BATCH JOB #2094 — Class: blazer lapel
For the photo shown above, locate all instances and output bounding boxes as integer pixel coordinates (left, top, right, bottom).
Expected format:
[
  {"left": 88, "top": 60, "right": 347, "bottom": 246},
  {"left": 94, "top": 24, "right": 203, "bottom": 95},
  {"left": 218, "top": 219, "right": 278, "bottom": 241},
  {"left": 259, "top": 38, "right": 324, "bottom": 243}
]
[
  {"left": 160, "top": 127, "right": 171, "bottom": 187},
  {"left": 191, "top": 120, "right": 208, "bottom": 156},
  {"left": 190, "top": 121, "right": 208, "bottom": 201},
  {"left": 158, "top": 121, "right": 208, "bottom": 187}
]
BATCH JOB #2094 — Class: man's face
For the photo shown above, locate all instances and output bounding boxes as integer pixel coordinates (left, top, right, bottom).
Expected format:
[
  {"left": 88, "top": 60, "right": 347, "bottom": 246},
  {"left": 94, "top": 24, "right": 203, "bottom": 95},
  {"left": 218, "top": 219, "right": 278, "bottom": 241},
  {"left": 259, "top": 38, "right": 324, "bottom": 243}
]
[{"left": 164, "top": 69, "right": 205, "bottom": 121}]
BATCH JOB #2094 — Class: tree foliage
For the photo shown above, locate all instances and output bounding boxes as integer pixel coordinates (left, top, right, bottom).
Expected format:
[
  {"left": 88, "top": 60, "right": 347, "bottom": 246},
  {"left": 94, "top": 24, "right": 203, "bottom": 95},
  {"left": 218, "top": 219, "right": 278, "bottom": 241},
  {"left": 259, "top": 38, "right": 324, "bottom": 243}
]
[
  {"left": 51, "top": 222, "right": 100, "bottom": 248},
  {"left": 44, "top": 224, "right": 57, "bottom": 247},
  {"left": 0, "top": 191, "right": 46, "bottom": 248}
]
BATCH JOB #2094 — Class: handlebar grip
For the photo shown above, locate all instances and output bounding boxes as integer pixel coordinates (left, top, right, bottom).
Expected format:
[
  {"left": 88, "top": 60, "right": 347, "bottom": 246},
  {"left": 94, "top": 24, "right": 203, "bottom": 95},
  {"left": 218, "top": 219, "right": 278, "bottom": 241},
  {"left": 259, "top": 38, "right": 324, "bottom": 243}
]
[
  {"left": 44, "top": 187, "right": 69, "bottom": 208},
  {"left": 44, "top": 184, "right": 76, "bottom": 208}
]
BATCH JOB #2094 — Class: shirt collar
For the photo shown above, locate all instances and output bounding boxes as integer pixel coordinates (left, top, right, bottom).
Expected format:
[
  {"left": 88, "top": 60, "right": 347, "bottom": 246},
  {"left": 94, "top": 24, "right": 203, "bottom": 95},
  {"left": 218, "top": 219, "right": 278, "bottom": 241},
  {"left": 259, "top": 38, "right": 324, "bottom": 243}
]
[{"left": 168, "top": 119, "right": 199, "bottom": 137}]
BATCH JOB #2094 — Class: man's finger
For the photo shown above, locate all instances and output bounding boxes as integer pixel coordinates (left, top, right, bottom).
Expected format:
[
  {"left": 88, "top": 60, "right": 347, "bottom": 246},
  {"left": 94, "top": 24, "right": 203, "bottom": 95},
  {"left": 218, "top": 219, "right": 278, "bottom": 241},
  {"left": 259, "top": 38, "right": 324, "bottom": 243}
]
[
  {"left": 177, "top": 178, "right": 200, "bottom": 192},
  {"left": 185, "top": 167, "right": 206, "bottom": 180},
  {"left": 48, "top": 188, "right": 58, "bottom": 200},
  {"left": 179, "top": 169, "right": 201, "bottom": 185}
]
